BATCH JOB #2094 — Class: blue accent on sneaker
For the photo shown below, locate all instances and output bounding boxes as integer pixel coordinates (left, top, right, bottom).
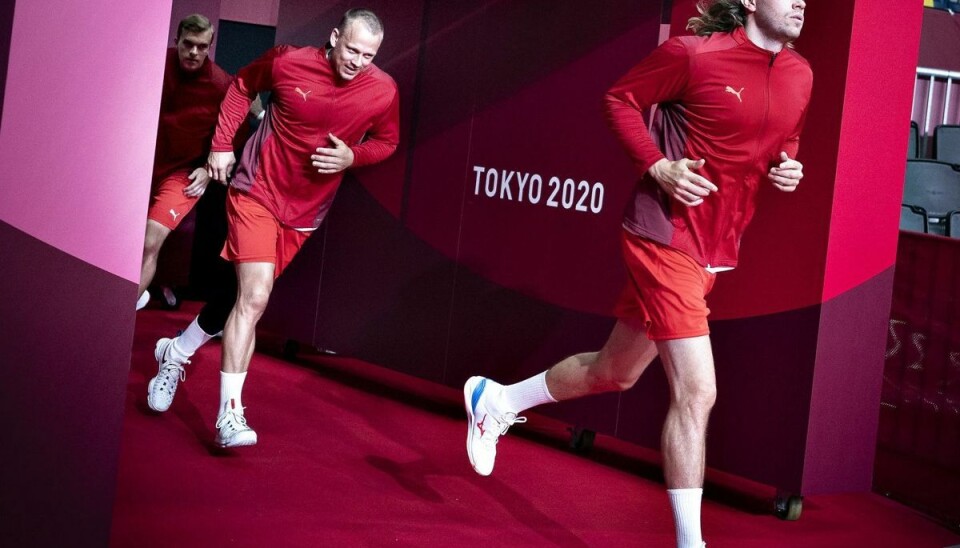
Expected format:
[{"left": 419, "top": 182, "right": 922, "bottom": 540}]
[{"left": 471, "top": 378, "right": 487, "bottom": 413}]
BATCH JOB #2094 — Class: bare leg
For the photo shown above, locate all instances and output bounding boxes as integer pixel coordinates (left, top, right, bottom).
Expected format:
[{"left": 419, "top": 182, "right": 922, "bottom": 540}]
[
  {"left": 138, "top": 220, "right": 172, "bottom": 298},
  {"left": 545, "top": 318, "right": 660, "bottom": 401},
  {"left": 221, "top": 262, "right": 275, "bottom": 374},
  {"left": 656, "top": 335, "right": 716, "bottom": 489},
  {"left": 213, "top": 262, "right": 273, "bottom": 447}
]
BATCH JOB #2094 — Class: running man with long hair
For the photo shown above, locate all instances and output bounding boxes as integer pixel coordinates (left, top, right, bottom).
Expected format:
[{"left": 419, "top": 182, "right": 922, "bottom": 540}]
[{"left": 463, "top": 2, "right": 811, "bottom": 546}]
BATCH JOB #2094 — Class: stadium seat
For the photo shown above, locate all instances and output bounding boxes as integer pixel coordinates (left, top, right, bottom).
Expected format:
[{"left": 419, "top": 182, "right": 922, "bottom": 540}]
[
  {"left": 903, "top": 159, "right": 960, "bottom": 235},
  {"left": 901, "top": 204, "right": 928, "bottom": 233},
  {"left": 934, "top": 124, "right": 960, "bottom": 164},
  {"left": 948, "top": 211, "right": 960, "bottom": 238}
]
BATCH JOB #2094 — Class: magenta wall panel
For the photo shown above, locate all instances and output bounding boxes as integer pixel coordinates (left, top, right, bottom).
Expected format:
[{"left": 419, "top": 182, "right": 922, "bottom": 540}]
[{"left": 799, "top": 1, "right": 924, "bottom": 495}]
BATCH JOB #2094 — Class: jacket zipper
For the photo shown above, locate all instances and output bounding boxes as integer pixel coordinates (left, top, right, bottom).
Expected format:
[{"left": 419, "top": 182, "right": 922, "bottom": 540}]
[{"left": 708, "top": 52, "right": 776, "bottom": 268}]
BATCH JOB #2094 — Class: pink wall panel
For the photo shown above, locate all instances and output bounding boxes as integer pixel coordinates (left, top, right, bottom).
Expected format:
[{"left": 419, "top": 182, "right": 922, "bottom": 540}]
[
  {"left": 1, "top": 1, "right": 172, "bottom": 544},
  {"left": 0, "top": 0, "right": 172, "bottom": 283}
]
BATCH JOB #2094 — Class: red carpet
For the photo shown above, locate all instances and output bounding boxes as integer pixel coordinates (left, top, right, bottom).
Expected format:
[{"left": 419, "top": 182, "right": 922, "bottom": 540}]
[{"left": 111, "top": 304, "right": 960, "bottom": 547}]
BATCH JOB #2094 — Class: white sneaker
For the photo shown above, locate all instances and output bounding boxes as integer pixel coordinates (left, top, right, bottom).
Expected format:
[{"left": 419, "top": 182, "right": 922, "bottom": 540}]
[
  {"left": 215, "top": 407, "right": 258, "bottom": 448},
  {"left": 146, "top": 338, "right": 189, "bottom": 412},
  {"left": 464, "top": 376, "right": 526, "bottom": 476},
  {"left": 135, "top": 290, "right": 150, "bottom": 311}
]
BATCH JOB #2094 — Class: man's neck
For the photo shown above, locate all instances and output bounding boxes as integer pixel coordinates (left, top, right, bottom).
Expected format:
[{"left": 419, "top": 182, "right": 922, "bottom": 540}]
[{"left": 742, "top": 22, "right": 787, "bottom": 54}]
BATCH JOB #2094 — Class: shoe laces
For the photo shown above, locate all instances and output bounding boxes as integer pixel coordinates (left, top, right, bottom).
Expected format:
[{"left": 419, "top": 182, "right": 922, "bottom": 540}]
[
  {"left": 480, "top": 412, "right": 527, "bottom": 446},
  {"left": 216, "top": 408, "right": 249, "bottom": 432},
  {"left": 159, "top": 360, "right": 187, "bottom": 383},
  {"left": 159, "top": 340, "right": 190, "bottom": 372}
]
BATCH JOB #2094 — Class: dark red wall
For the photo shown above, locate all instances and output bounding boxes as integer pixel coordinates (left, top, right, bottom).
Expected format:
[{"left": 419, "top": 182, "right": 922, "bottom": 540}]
[
  {"left": 262, "top": 0, "right": 923, "bottom": 496},
  {"left": 918, "top": 7, "right": 960, "bottom": 71}
]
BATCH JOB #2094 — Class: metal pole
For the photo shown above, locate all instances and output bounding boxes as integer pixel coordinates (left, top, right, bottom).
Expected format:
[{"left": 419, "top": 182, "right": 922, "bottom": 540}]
[{"left": 945, "top": 78, "right": 954, "bottom": 126}]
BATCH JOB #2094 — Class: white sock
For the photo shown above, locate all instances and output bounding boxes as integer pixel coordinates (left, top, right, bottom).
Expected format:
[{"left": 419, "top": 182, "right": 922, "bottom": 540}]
[
  {"left": 173, "top": 317, "right": 215, "bottom": 358},
  {"left": 668, "top": 488, "right": 705, "bottom": 548},
  {"left": 135, "top": 290, "right": 150, "bottom": 311},
  {"left": 492, "top": 371, "right": 557, "bottom": 415},
  {"left": 219, "top": 371, "right": 247, "bottom": 416}
]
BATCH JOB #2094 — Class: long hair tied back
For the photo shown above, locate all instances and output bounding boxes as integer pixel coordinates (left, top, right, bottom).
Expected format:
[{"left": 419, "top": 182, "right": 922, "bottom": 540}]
[{"left": 686, "top": 0, "right": 747, "bottom": 36}]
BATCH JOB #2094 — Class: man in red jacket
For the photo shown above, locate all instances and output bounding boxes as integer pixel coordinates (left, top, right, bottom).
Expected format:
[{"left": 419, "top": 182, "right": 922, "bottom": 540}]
[
  {"left": 136, "top": 14, "right": 231, "bottom": 312},
  {"left": 202, "top": 8, "right": 400, "bottom": 448},
  {"left": 463, "top": 1, "right": 811, "bottom": 547}
]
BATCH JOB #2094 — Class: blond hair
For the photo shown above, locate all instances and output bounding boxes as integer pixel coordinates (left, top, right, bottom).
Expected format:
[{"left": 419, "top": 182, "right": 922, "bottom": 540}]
[{"left": 337, "top": 8, "right": 383, "bottom": 36}]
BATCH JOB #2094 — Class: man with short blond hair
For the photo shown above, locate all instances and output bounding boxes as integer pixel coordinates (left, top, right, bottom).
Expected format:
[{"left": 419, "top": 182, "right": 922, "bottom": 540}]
[{"left": 188, "top": 8, "right": 400, "bottom": 448}]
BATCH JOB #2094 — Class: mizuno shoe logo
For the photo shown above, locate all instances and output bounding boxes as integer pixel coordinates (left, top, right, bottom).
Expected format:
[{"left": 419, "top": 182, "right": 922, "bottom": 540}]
[
  {"left": 169, "top": 209, "right": 180, "bottom": 221},
  {"left": 476, "top": 415, "right": 487, "bottom": 437},
  {"left": 295, "top": 87, "right": 312, "bottom": 101},
  {"left": 725, "top": 86, "right": 744, "bottom": 102},
  {"left": 471, "top": 378, "right": 487, "bottom": 413}
]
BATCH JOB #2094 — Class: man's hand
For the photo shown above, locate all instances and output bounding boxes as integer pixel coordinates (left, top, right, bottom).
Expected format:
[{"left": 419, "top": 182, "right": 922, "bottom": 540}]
[
  {"left": 206, "top": 151, "right": 236, "bottom": 185},
  {"left": 183, "top": 167, "right": 212, "bottom": 197},
  {"left": 769, "top": 151, "right": 804, "bottom": 192},
  {"left": 649, "top": 158, "right": 718, "bottom": 207},
  {"left": 311, "top": 133, "right": 355, "bottom": 174}
]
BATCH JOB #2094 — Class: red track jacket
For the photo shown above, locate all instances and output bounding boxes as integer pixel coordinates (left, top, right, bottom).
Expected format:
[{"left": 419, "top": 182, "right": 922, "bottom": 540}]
[
  {"left": 153, "top": 49, "right": 233, "bottom": 184},
  {"left": 605, "top": 26, "right": 813, "bottom": 269},
  {"left": 212, "top": 45, "right": 400, "bottom": 229}
]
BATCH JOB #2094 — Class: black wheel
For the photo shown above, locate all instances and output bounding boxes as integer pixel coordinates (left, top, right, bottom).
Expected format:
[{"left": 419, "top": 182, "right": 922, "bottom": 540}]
[
  {"left": 281, "top": 340, "right": 300, "bottom": 361},
  {"left": 568, "top": 426, "right": 596, "bottom": 454},
  {"left": 774, "top": 491, "right": 803, "bottom": 521}
]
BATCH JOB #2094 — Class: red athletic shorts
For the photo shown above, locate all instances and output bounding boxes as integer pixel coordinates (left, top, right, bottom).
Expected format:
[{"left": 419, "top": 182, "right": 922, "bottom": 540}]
[
  {"left": 222, "top": 188, "right": 311, "bottom": 278},
  {"left": 613, "top": 230, "right": 717, "bottom": 341},
  {"left": 147, "top": 171, "right": 200, "bottom": 230}
]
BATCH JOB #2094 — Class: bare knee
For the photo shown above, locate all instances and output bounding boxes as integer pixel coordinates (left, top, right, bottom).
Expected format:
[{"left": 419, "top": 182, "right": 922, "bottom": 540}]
[
  {"left": 587, "top": 356, "right": 642, "bottom": 393},
  {"left": 143, "top": 223, "right": 168, "bottom": 257},
  {"left": 143, "top": 233, "right": 163, "bottom": 256},
  {"left": 237, "top": 284, "right": 271, "bottom": 318},
  {"left": 675, "top": 380, "right": 717, "bottom": 421}
]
